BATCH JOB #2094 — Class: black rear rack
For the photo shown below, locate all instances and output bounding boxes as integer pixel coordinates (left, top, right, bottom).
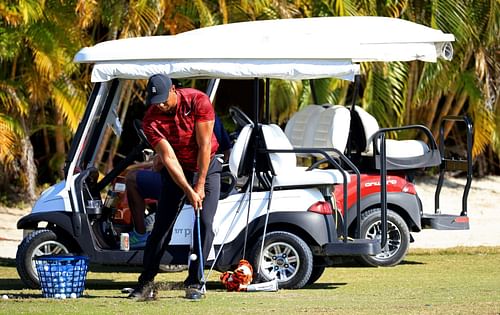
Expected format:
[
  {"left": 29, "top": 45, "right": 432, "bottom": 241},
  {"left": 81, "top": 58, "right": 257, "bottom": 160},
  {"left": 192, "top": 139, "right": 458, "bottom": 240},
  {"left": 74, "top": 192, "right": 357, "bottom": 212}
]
[{"left": 422, "top": 115, "right": 473, "bottom": 230}]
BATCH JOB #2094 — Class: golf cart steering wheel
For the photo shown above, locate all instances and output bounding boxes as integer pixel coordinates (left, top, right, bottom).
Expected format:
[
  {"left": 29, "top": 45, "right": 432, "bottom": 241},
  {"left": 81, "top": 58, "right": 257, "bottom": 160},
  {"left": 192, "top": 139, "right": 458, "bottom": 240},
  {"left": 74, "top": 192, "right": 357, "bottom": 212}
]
[
  {"left": 133, "top": 119, "right": 151, "bottom": 149},
  {"left": 229, "top": 106, "right": 253, "bottom": 128}
]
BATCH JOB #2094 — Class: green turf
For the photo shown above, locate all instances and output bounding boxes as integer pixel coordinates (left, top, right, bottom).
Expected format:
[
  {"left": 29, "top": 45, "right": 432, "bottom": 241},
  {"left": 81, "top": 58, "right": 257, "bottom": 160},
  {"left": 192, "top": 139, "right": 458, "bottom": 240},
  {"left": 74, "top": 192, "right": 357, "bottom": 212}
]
[{"left": 1, "top": 247, "right": 499, "bottom": 314}]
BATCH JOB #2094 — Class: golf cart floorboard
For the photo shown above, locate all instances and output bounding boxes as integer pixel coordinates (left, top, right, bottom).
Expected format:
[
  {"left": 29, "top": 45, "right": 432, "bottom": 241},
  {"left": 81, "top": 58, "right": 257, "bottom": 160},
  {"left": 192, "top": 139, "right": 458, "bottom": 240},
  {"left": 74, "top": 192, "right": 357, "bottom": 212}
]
[
  {"left": 323, "top": 239, "right": 381, "bottom": 256},
  {"left": 421, "top": 214, "right": 470, "bottom": 230}
]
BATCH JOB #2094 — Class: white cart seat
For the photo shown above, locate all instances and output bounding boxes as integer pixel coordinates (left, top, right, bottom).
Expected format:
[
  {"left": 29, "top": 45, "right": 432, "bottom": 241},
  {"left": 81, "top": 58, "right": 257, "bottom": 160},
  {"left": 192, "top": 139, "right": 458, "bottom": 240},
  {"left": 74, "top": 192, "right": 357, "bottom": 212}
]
[{"left": 261, "top": 124, "right": 348, "bottom": 187}]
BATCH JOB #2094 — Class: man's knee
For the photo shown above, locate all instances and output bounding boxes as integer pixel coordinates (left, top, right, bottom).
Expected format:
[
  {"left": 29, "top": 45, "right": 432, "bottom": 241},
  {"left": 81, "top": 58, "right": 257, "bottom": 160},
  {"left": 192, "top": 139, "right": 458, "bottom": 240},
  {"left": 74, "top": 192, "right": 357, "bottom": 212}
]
[{"left": 126, "top": 170, "right": 138, "bottom": 187}]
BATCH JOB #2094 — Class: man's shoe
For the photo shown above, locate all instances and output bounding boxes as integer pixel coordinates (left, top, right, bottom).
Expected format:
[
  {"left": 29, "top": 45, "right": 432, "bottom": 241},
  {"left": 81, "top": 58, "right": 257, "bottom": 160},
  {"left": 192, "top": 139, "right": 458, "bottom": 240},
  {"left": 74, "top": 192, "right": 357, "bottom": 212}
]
[
  {"left": 128, "top": 281, "right": 157, "bottom": 301},
  {"left": 185, "top": 284, "right": 204, "bottom": 301},
  {"left": 129, "top": 230, "right": 150, "bottom": 249}
]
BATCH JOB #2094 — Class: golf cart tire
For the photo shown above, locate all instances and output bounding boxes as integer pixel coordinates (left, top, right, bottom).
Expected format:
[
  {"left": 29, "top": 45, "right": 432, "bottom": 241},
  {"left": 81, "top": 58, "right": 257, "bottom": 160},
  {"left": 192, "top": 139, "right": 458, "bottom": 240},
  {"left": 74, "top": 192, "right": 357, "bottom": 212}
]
[
  {"left": 356, "top": 208, "right": 410, "bottom": 267},
  {"left": 16, "top": 229, "right": 72, "bottom": 289},
  {"left": 250, "top": 231, "right": 313, "bottom": 289},
  {"left": 306, "top": 265, "right": 326, "bottom": 285}
]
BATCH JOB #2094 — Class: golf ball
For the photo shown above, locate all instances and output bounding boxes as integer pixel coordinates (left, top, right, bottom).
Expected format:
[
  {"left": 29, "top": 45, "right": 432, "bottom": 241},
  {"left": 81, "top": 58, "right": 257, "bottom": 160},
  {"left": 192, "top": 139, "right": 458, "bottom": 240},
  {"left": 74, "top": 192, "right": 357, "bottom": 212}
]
[
  {"left": 189, "top": 253, "right": 197, "bottom": 261},
  {"left": 2, "top": 294, "right": 8, "bottom": 300}
]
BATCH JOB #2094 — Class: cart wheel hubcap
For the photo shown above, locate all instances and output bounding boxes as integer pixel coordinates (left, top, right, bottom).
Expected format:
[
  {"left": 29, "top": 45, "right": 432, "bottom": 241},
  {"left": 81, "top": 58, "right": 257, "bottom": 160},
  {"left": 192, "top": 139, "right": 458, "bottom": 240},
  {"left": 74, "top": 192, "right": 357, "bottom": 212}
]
[
  {"left": 259, "top": 242, "right": 299, "bottom": 282},
  {"left": 30, "top": 240, "right": 69, "bottom": 280},
  {"left": 365, "top": 220, "right": 401, "bottom": 259}
]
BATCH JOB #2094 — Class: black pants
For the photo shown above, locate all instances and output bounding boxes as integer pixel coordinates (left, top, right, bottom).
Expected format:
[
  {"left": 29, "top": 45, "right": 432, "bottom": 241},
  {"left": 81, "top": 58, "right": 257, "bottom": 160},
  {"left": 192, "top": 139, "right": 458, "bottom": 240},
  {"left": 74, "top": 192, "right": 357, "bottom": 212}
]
[{"left": 138, "top": 158, "right": 221, "bottom": 286}]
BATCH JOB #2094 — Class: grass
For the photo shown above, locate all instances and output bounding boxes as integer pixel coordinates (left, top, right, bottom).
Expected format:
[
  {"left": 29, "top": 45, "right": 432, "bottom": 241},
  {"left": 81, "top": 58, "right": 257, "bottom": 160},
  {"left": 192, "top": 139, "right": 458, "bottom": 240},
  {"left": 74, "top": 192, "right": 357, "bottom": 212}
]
[{"left": 1, "top": 247, "right": 499, "bottom": 314}]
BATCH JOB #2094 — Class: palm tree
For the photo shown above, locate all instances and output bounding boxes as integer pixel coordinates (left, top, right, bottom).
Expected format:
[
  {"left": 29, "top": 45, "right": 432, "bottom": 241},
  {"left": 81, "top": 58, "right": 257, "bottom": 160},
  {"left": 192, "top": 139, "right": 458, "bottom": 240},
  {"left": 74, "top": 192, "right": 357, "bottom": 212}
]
[{"left": 0, "top": 0, "right": 88, "bottom": 202}]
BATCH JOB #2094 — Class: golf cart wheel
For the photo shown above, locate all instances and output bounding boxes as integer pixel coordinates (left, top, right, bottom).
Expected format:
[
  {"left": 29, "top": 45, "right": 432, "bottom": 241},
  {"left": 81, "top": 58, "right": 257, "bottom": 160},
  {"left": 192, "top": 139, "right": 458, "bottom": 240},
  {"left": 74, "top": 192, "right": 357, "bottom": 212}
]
[
  {"left": 307, "top": 265, "right": 326, "bottom": 285},
  {"left": 250, "top": 231, "right": 313, "bottom": 289},
  {"left": 16, "top": 229, "right": 72, "bottom": 289},
  {"left": 356, "top": 208, "right": 410, "bottom": 267}
]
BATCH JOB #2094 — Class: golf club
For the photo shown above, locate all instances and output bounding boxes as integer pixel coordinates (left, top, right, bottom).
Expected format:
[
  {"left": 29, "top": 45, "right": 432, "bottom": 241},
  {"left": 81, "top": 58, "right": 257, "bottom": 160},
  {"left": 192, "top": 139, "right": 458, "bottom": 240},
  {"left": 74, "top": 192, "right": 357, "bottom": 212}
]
[{"left": 196, "top": 208, "right": 206, "bottom": 293}]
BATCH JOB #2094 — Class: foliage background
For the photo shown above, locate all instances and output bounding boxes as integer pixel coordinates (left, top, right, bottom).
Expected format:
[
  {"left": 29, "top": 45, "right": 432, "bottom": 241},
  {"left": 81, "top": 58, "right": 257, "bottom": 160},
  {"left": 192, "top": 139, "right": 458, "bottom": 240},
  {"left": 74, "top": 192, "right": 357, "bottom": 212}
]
[{"left": 0, "top": 0, "right": 498, "bottom": 204}]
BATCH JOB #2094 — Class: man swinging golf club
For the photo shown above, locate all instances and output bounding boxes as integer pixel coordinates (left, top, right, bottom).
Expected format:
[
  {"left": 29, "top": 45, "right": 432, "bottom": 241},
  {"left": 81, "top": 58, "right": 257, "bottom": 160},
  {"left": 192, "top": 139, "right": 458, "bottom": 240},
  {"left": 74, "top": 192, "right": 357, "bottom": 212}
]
[{"left": 128, "top": 74, "right": 221, "bottom": 301}]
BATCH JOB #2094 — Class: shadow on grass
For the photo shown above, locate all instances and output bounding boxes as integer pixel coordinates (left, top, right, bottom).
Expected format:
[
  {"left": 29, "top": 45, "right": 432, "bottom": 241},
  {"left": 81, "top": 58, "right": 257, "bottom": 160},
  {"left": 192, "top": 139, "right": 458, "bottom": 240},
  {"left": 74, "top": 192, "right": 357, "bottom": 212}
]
[
  {"left": 85, "top": 279, "right": 224, "bottom": 290},
  {"left": 0, "top": 258, "right": 15, "bottom": 267},
  {"left": 306, "top": 282, "right": 347, "bottom": 290},
  {"left": 329, "top": 257, "right": 425, "bottom": 267},
  {"left": 0, "top": 278, "right": 27, "bottom": 290},
  {"left": 399, "top": 260, "right": 425, "bottom": 265}
]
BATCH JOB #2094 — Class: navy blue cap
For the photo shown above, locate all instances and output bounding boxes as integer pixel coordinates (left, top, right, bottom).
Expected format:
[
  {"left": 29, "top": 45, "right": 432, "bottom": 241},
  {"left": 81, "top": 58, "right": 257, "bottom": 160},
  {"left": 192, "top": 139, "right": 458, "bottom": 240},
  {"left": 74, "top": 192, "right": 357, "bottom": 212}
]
[{"left": 146, "top": 74, "right": 172, "bottom": 106}]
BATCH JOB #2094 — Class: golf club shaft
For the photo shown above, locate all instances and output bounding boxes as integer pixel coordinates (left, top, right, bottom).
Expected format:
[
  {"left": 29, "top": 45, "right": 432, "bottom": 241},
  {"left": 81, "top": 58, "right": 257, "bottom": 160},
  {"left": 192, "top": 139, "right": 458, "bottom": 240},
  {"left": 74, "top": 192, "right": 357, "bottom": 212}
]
[{"left": 196, "top": 208, "right": 205, "bottom": 285}]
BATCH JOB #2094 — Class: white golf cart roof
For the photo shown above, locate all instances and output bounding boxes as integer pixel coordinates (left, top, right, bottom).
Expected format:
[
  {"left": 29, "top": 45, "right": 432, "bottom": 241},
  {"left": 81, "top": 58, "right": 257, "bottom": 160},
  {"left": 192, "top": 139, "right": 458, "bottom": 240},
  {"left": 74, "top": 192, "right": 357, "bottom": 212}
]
[{"left": 74, "top": 16, "right": 454, "bottom": 82}]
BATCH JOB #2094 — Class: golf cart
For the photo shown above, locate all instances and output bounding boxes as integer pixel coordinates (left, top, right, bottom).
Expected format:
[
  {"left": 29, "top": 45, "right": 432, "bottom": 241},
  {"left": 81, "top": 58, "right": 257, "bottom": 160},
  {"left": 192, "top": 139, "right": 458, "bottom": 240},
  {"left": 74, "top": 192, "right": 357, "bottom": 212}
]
[{"left": 16, "top": 17, "right": 465, "bottom": 289}]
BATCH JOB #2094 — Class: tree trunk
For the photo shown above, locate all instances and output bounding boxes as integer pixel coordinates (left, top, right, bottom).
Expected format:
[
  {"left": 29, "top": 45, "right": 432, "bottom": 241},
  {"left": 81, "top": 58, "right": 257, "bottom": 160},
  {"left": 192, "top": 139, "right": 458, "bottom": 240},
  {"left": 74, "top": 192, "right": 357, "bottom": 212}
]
[
  {"left": 406, "top": 61, "right": 417, "bottom": 125},
  {"left": 40, "top": 107, "right": 51, "bottom": 157},
  {"left": 20, "top": 136, "right": 37, "bottom": 202},
  {"left": 424, "top": 92, "right": 441, "bottom": 128},
  {"left": 54, "top": 112, "right": 66, "bottom": 178}
]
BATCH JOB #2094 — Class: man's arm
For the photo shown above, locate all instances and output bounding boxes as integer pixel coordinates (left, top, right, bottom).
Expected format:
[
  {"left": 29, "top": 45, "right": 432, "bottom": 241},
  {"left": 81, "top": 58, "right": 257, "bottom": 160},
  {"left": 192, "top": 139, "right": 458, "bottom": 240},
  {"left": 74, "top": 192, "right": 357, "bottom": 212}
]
[
  {"left": 193, "top": 119, "right": 215, "bottom": 204},
  {"left": 154, "top": 139, "right": 201, "bottom": 208}
]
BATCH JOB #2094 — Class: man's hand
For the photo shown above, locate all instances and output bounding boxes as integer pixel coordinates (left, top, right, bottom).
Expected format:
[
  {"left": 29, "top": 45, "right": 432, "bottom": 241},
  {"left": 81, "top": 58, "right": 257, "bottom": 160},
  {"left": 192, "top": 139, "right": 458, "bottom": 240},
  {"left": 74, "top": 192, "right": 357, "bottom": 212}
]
[
  {"left": 193, "top": 182, "right": 205, "bottom": 202},
  {"left": 187, "top": 189, "right": 203, "bottom": 211}
]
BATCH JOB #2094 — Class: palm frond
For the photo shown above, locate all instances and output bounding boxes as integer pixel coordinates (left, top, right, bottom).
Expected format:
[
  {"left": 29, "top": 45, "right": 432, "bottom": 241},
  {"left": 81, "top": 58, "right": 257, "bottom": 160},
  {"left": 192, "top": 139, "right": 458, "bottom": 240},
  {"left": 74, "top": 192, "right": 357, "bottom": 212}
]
[
  {"left": 387, "top": 62, "right": 408, "bottom": 125},
  {"left": 0, "top": 113, "right": 23, "bottom": 164},
  {"left": 75, "top": 0, "right": 99, "bottom": 30},
  {"left": 270, "top": 79, "right": 303, "bottom": 124},
  {"left": 0, "top": 26, "right": 23, "bottom": 60},
  {"left": 194, "top": 0, "right": 217, "bottom": 27},
  {"left": 469, "top": 101, "right": 495, "bottom": 157},
  {"left": 51, "top": 80, "right": 87, "bottom": 132},
  {"left": 0, "top": 80, "right": 29, "bottom": 116},
  {"left": 432, "top": 0, "right": 471, "bottom": 43},
  {"left": 17, "top": 0, "right": 45, "bottom": 24},
  {"left": 363, "top": 63, "right": 397, "bottom": 129},
  {"left": 126, "top": 0, "right": 166, "bottom": 37}
]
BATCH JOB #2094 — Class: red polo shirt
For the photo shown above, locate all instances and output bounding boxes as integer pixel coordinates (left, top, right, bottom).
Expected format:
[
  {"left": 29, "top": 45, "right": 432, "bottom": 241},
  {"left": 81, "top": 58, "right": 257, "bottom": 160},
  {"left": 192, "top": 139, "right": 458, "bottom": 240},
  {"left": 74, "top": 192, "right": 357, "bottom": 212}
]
[{"left": 142, "top": 88, "right": 219, "bottom": 172}]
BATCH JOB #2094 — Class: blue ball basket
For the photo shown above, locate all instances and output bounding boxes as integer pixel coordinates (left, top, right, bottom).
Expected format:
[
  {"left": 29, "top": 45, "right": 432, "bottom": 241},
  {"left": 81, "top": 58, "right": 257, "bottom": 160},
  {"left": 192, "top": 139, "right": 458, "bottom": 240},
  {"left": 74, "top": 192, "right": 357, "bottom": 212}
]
[{"left": 34, "top": 255, "right": 89, "bottom": 298}]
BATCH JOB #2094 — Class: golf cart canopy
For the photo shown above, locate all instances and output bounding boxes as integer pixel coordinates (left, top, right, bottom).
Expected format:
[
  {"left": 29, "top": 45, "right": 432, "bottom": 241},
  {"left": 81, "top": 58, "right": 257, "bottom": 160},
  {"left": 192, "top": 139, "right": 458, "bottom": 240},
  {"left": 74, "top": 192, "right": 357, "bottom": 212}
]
[{"left": 74, "top": 16, "right": 454, "bottom": 82}]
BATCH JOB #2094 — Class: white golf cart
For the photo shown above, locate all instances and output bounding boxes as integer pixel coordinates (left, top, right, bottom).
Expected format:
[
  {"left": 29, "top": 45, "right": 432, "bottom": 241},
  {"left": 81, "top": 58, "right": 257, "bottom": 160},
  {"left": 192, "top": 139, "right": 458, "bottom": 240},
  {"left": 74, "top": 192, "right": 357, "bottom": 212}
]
[{"left": 16, "top": 16, "right": 460, "bottom": 289}]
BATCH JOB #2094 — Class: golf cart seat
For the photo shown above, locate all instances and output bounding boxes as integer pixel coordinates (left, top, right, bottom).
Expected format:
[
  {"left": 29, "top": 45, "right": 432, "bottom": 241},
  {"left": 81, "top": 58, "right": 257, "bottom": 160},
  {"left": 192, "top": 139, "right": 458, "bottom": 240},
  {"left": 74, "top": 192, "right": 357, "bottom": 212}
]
[
  {"left": 229, "top": 123, "right": 349, "bottom": 188},
  {"left": 260, "top": 124, "right": 348, "bottom": 187},
  {"left": 284, "top": 105, "right": 324, "bottom": 155},
  {"left": 284, "top": 104, "right": 351, "bottom": 158},
  {"left": 229, "top": 124, "right": 254, "bottom": 179},
  {"left": 351, "top": 106, "right": 441, "bottom": 170}
]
